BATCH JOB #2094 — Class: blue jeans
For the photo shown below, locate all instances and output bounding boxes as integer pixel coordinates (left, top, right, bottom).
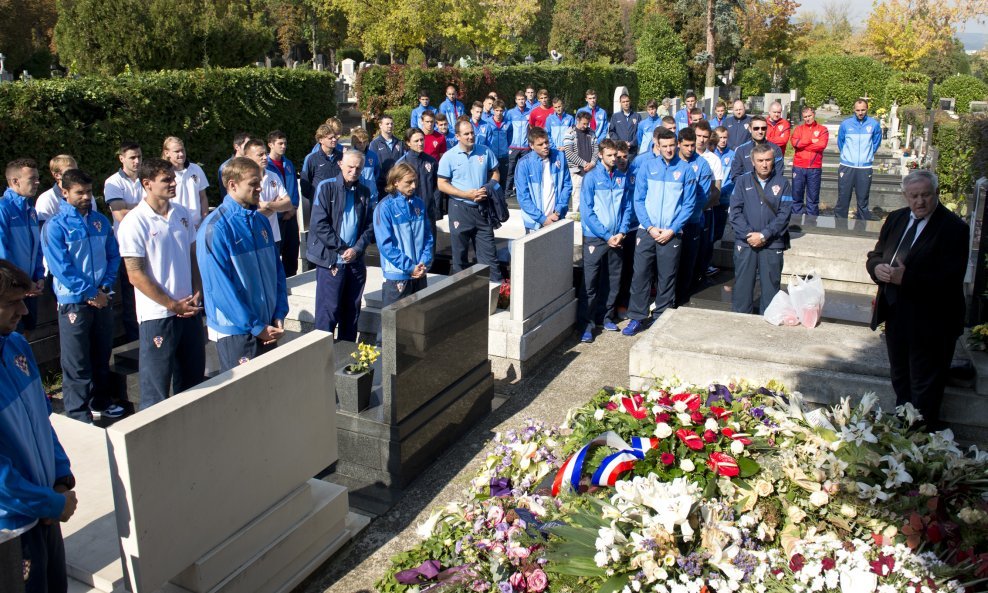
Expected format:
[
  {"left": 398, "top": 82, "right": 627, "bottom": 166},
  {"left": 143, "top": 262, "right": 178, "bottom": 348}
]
[
  {"left": 792, "top": 167, "right": 821, "bottom": 216},
  {"left": 138, "top": 315, "right": 206, "bottom": 410},
  {"left": 58, "top": 303, "right": 114, "bottom": 423}
]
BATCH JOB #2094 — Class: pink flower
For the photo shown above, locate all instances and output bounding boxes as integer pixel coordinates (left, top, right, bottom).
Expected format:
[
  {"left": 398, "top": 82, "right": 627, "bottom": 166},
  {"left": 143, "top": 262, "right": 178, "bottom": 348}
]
[
  {"left": 508, "top": 545, "right": 531, "bottom": 560},
  {"left": 605, "top": 402, "right": 618, "bottom": 411},
  {"left": 703, "top": 429, "right": 717, "bottom": 443},
  {"left": 789, "top": 553, "right": 805, "bottom": 572},
  {"left": 661, "top": 452, "right": 676, "bottom": 466},
  {"left": 822, "top": 557, "right": 836, "bottom": 571},
  {"left": 655, "top": 412, "right": 671, "bottom": 423},
  {"left": 509, "top": 572, "right": 527, "bottom": 591},
  {"left": 526, "top": 568, "right": 548, "bottom": 592},
  {"left": 487, "top": 505, "right": 505, "bottom": 526}
]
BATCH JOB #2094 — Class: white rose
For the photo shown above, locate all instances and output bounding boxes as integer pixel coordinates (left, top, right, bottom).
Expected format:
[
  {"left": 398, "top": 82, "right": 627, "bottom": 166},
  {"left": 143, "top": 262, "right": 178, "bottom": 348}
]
[
  {"left": 680, "top": 458, "right": 695, "bottom": 472},
  {"left": 787, "top": 505, "right": 807, "bottom": 524},
  {"left": 594, "top": 408, "right": 606, "bottom": 421},
  {"left": 677, "top": 412, "right": 693, "bottom": 426},
  {"left": 809, "top": 490, "right": 830, "bottom": 507},
  {"left": 705, "top": 418, "right": 719, "bottom": 432},
  {"left": 754, "top": 480, "right": 774, "bottom": 497},
  {"left": 840, "top": 503, "right": 857, "bottom": 518},
  {"left": 655, "top": 422, "right": 673, "bottom": 439},
  {"left": 918, "top": 483, "right": 938, "bottom": 497},
  {"left": 674, "top": 401, "right": 688, "bottom": 413},
  {"left": 730, "top": 440, "right": 745, "bottom": 455}
]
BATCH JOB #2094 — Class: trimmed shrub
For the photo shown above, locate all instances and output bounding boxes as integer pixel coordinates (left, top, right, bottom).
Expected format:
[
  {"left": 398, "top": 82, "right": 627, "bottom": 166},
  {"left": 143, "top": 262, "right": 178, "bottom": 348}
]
[
  {"left": 885, "top": 72, "right": 931, "bottom": 109},
  {"left": 0, "top": 68, "right": 336, "bottom": 204},
  {"left": 356, "top": 64, "right": 639, "bottom": 118},
  {"left": 935, "top": 75, "right": 988, "bottom": 114},
  {"left": 970, "top": 114, "right": 988, "bottom": 180},
  {"left": 634, "top": 11, "right": 687, "bottom": 101},
  {"left": 794, "top": 55, "right": 892, "bottom": 112}
]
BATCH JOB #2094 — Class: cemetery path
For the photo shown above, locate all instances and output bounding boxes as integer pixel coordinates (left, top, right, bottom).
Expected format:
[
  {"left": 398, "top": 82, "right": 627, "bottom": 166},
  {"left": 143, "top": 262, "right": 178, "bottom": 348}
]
[{"left": 296, "top": 330, "right": 636, "bottom": 593}]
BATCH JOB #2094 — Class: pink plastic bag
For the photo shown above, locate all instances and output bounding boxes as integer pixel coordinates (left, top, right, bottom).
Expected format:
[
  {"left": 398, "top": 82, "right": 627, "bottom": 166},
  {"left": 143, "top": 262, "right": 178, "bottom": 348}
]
[
  {"left": 788, "top": 273, "right": 826, "bottom": 328},
  {"left": 763, "top": 290, "right": 800, "bottom": 326}
]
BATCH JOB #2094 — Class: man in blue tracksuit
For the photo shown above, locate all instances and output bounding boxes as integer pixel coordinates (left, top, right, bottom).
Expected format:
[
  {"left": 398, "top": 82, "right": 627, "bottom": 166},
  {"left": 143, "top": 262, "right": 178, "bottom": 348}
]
[
  {"left": 576, "top": 89, "right": 609, "bottom": 142},
  {"left": 515, "top": 127, "right": 572, "bottom": 233},
  {"left": 730, "top": 116, "right": 785, "bottom": 180},
  {"left": 42, "top": 170, "right": 122, "bottom": 423},
  {"left": 636, "top": 100, "right": 662, "bottom": 156},
  {"left": 369, "top": 115, "right": 406, "bottom": 195},
  {"left": 622, "top": 128, "right": 696, "bottom": 336},
  {"left": 579, "top": 139, "right": 632, "bottom": 343},
  {"left": 266, "top": 130, "right": 302, "bottom": 277},
  {"left": 198, "top": 157, "right": 289, "bottom": 372},
  {"left": 505, "top": 92, "right": 532, "bottom": 196},
  {"left": 674, "top": 91, "right": 699, "bottom": 133},
  {"left": 374, "top": 162, "right": 434, "bottom": 308},
  {"left": 1, "top": 159, "right": 44, "bottom": 331},
  {"left": 707, "top": 126, "right": 736, "bottom": 276},
  {"left": 488, "top": 100, "right": 511, "bottom": 184},
  {"left": 608, "top": 93, "right": 641, "bottom": 156},
  {"left": 396, "top": 129, "right": 441, "bottom": 257},
  {"left": 306, "top": 151, "right": 374, "bottom": 342},
  {"left": 673, "top": 128, "right": 715, "bottom": 307},
  {"left": 301, "top": 121, "right": 344, "bottom": 218},
  {"left": 724, "top": 100, "right": 753, "bottom": 149},
  {"left": 836, "top": 99, "right": 883, "bottom": 220},
  {"left": 438, "top": 84, "right": 466, "bottom": 131},
  {"left": 546, "top": 98, "right": 575, "bottom": 150},
  {"left": 410, "top": 90, "right": 437, "bottom": 129},
  {"left": 730, "top": 143, "right": 793, "bottom": 314},
  {"left": 0, "top": 260, "right": 77, "bottom": 593}
]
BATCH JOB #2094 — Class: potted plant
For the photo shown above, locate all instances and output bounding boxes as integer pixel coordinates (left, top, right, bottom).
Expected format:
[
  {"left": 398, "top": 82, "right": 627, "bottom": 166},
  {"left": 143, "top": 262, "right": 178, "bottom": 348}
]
[{"left": 336, "top": 342, "right": 380, "bottom": 413}]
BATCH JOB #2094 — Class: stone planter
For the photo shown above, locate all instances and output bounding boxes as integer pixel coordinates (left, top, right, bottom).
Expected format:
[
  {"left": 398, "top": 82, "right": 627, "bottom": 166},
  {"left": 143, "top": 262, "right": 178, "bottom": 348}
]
[
  {"left": 336, "top": 367, "right": 373, "bottom": 413},
  {"left": 962, "top": 329, "right": 988, "bottom": 396}
]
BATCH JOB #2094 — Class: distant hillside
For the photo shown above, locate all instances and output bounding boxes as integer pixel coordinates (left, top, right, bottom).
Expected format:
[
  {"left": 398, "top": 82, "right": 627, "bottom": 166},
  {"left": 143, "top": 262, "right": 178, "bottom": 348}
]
[{"left": 960, "top": 31, "right": 987, "bottom": 51}]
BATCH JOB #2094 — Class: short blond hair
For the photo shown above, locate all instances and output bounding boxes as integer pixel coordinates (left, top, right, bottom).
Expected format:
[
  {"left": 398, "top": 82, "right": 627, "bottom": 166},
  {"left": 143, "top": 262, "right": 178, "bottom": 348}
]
[
  {"left": 322, "top": 117, "right": 343, "bottom": 136},
  {"left": 222, "top": 156, "right": 261, "bottom": 186},
  {"left": 350, "top": 127, "right": 370, "bottom": 144},
  {"left": 49, "top": 154, "right": 78, "bottom": 176}
]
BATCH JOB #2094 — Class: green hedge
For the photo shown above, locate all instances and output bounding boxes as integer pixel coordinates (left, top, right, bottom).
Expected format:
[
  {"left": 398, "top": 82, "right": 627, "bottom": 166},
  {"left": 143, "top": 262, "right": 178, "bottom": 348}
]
[
  {"left": 356, "top": 63, "right": 639, "bottom": 119},
  {"left": 0, "top": 68, "right": 336, "bottom": 204},
  {"left": 795, "top": 55, "right": 892, "bottom": 113},
  {"left": 935, "top": 75, "right": 988, "bottom": 114},
  {"left": 885, "top": 72, "right": 930, "bottom": 110}
]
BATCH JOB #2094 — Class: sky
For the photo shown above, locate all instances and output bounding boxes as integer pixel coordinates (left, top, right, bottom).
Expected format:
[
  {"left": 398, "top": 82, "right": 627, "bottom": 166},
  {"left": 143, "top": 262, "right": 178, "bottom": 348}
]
[{"left": 792, "top": 0, "right": 988, "bottom": 50}]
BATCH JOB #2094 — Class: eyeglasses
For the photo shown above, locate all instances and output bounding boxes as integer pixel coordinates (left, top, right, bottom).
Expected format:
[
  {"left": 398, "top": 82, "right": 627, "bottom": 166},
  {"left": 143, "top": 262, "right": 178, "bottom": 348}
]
[{"left": 751, "top": 126, "right": 767, "bottom": 131}]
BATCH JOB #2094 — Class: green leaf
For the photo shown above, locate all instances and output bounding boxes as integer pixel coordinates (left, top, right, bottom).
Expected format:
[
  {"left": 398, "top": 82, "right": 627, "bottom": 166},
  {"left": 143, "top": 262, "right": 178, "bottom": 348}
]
[
  {"left": 598, "top": 573, "right": 631, "bottom": 593},
  {"left": 737, "top": 457, "right": 760, "bottom": 478}
]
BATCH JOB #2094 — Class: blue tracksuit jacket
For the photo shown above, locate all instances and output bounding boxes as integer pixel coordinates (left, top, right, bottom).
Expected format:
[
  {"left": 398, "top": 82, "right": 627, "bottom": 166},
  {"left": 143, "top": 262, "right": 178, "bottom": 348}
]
[
  {"left": 0, "top": 332, "right": 72, "bottom": 532},
  {"left": 545, "top": 113, "right": 575, "bottom": 149},
  {"left": 724, "top": 115, "right": 753, "bottom": 149},
  {"left": 683, "top": 153, "right": 714, "bottom": 224},
  {"left": 266, "top": 156, "right": 300, "bottom": 208},
  {"left": 505, "top": 107, "right": 531, "bottom": 148},
  {"left": 838, "top": 115, "right": 882, "bottom": 168},
  {"left": 197, "top": 196, "right": 288, "bottom": 337},
  {"left": 636, "top": 116, "right": 662, "bottom": 155},
  {"left": 674, "top": 107, "right": 692, "bottom": 132},
  {"left": 580, "top": 164, "right": 632, "bottom": 239},
  {"left": 576, "top": 105, "right": 609, "bottom": 141},
  {"left": 41, "top": 201, "right": 120, "bottom": 304},
  {"left": 411, "top": 105, "right": 437, "bottom": 129},
  {"left": 515, "top": 149, "right": 572, "bottom": 229},
  {"left": 0, "top": 188, "right": 44, "bottom": 282},
  {"left": 301, "top": 146, "right": 343, "bottom": 201},
  {"left": 487, "top": 120, "right": 510, "bottom": 159},
  {"left": 730, "top": 170, "right": 793, "bottom": 250},
  {"left": 373, "top": 192, "right": 434, "bottom": 280},
  {"left": 306, "top": 177, "right": 374, "bottom": 269},
  {"left": 444, "top": 131, "right": 457, "bottom": 150},
  {"left": 714, "top": 147, "right": 736, "bottom": 206},
  {"left": 438, "top": 99, "right": 466, "bottom": 129},
  {"left": 634, "top": 153, "right": 696, "bottom": 234},
  {"left": 730, "top": 141, "right": 785, "bottom": 181}
]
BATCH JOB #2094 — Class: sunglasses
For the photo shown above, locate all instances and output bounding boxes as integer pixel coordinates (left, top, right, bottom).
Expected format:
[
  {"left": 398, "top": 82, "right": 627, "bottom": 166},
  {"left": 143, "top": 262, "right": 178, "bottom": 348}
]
[{"left": 751, "top": 126, "right": 767, "bottom": 131}]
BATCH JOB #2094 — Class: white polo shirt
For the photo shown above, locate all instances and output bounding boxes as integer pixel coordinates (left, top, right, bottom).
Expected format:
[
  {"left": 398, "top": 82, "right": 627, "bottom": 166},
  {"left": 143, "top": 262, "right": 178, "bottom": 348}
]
[
  {"left": 116, "top": 199, "right": 196, "bottom": 323},
  {"left": 35, "top": 185, "right": 96, "bottom": 222},
  {"left": 104, "top": 170, "right": 144, "bottom": 232},
  {"left": 173, "top": 163, "right": 209, "bottom": 229},
  {"left": 699, "top": 149, "right": 724, "bottom": 183},
  {"left": 260, "top": 173, "right": 288, "bottom": 243}
]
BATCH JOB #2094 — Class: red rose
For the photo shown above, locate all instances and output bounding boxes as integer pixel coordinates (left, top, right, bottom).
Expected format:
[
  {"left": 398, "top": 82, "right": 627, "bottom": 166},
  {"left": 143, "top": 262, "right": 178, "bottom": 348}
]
[
  {"left": 655, "top": 412, "right": 671, "bottom": 423},
  {"left": 690, "top": 411, "right": 705, "bottom": 423},
  {"left": 605, "top": 402, "right": 618, "bottom": 411},
  {"left": 822, "top": 557, "right": 836, "bottom": 571},
  {"left": 676, "top": 429, "right": 704, "bottom": 451},
  {"left": 703, "top": 430, "right": 717, "bottom": 443},
  {"left": 789, "top": 553, "right": 805, "bottom": 572},
  {"left": 661, "top": 452, "right": 675, "bottom": 465},
  {"left": 870, "top": 554, "right": 895, "bottom": 576},
  {"left": 706, "top": 452, "right": 740, "bottom": 477}
]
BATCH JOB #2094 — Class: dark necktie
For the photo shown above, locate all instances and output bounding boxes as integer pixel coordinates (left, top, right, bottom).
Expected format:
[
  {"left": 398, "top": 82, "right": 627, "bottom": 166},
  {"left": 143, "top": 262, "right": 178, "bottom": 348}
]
[{"left": 893, "top": 218, "right": 921, "bottom": 267}]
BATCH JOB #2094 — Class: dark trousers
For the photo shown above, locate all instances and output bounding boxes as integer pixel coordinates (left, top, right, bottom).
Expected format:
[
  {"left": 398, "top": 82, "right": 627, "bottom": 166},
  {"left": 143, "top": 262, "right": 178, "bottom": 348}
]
[
  {"left": 118, "top": 262, "right": 139, "bottom": 342},
  {"left": 21, "top": 522, "right": 67, "bottom": 593},
  {"left": 628, "top": 230, "right": 681, "bottom": 321},
  {"left": 216, "top": 333, "right": 276, "bottom": 373},
  {"left": 17, "top": 295, "right": 39, "bottom": 333},
  {"left": 138, "top": 315, "right": 206, "bottom": 410},
  {"left": 381, "top": 277, "right": 427, "bottom": 309},
  {"left": 835, "top": 165, "right": 873, "bottom": 218},
  {"left": 885, "top": 307, "right": 957, "bottom": 430},
  {"left": 615, "top": 231, "right": 638, "bottom": 309},
  {"left": 315, "top": 262, "right": 366, "bottom": 341},
  {"left": 58, "top": 303, "right": 113, "bottom": 423},
  {"left": 792, "top": 167, "right": 821, "bottom": 216},
  {"left": 697, "top": 205, "right": 728, "bottom": 278},
  {"left": 497, "top": 156, "right": 508, "bottom": 189},
  {"left": 675, "top": 221, "right": 702, "bottom": 306},
  {"left": 278, "top": 214, "right": 300, "bottom": 277},
  {"left": 580, "top": 237, "right": 623, "bottom": 327},
  {"left": 449, "top": 200, "right": 502, "bottom": 282},
  {"left": 732, "top": 244, "right": 784, "bottom": 314},
  {"left": 506, "top": 148, "right": 530, "bottom": 195}
]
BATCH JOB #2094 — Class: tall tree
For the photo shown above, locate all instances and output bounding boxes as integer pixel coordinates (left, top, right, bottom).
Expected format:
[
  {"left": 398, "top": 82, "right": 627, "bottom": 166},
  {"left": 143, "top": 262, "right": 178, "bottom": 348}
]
[
  {"left": 442, "top": 0, "right": 543, "bottom": 60},
  {"left": 0, "top": 0, "right": 57, "bottom": 74},
  {"left": 742, "top": 0, "right": 809, "bottom": 89},
  {"left": 548, "top": 0, "right": 625, "bottom": 62},
  {"left": 863, "top": 0, "right": 953, "bottom": 71}
]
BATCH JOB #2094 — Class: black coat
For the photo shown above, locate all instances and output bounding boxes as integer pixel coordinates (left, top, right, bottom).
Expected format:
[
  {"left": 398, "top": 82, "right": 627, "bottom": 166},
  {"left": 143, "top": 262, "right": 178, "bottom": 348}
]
[{"left": 866, "top": 202, "right": 968, "bottom": 334}]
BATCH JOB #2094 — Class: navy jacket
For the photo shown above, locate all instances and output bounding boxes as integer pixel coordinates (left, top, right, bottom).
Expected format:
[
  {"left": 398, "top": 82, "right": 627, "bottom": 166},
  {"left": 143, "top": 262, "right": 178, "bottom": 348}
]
[
  {"left": 396, "top": 151, "right": 441, "bottom": 222},
  {"left": 369, "top": 135, "right": 406, "bottom": 193},
  {"left": 609, "top": 110, "right": 642, "bottom": 153},
  {"left": 729, "top": 170, "right": 793, "bottom": 250},
  {"left": 301, "top": 146, "right": 343, "bottom": 202},
  {"left": 306, "top": 177, "right": 374, "bottom": 269},
  {"left": 724, "top": 114, "right": 753, "bottom": 149},
  {"left": 730, "top": 141, "right": 785, "bottom": 181}
]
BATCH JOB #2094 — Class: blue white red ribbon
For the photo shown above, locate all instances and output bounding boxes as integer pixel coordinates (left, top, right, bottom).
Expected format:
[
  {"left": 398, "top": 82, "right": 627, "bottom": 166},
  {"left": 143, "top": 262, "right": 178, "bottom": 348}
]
[{"left": 551, "top": 432, "right": 658, "bottom": 496}]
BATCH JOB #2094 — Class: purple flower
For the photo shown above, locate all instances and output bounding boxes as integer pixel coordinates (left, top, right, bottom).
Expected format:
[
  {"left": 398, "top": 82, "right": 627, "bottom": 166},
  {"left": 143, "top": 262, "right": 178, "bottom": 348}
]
[{"left": 499, "top": 582, "right": 514, "bottom": 593}]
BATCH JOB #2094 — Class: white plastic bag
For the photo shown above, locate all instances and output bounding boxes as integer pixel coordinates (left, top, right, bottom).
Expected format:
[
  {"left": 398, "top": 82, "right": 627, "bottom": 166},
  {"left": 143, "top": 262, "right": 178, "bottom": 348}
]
[
  {"left": 788, "top": 272, "right": 826, "bottom": 328},
  {"left": 763, "top": 290, "right": 800, "bottom": 326}
]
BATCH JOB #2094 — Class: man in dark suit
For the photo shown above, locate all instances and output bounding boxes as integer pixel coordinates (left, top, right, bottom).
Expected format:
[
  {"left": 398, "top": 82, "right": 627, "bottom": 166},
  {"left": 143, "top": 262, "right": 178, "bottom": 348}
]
[{"left": 866, "top": 170, "right": 968, "bottom": 430}]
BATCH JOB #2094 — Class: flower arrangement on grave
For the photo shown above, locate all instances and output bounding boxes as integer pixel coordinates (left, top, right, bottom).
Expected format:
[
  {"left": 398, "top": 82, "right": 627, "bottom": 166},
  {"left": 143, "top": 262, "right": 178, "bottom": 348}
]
[
  {"left": 378, "top": 379, "right": 988, "bottom": 593},
  {"left": 498, "top": 280, "right": 511, "bottom": 310},
  {"left": 968, "top": 324, "right": 988, "bottom": 351},
  {"left": 345, "top": 342, "right": 379, "bottom": 374}
]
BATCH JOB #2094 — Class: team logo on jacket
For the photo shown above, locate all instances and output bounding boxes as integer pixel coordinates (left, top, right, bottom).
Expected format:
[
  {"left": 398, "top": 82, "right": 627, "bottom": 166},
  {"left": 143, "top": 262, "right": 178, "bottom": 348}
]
[
  {"left": 153, "top": 336, "right": 164, "bottom": 348},
  {"left": 616, "top": 177, "right": 623, "bottom": 186},
  {"left": 636, "top": 237, "right": 641, "bottom": 245},
  {"left": 414, "top": 207, "right": 422, "bottom": 217},
  {"left": 476, "top": 156, "right": 485, "bottom": 163},
  {"left": 454, "top": 221, "right": 460, "bottom": 229},
  {"left": 180, "top": 218, "right": 188, "bottom": 228},
  {"left": 814, "top": 130, "right": 820, "bottom": 136},
  {"left": 744, "top": 124, "right": 750, "bottom": 130},
  {"left": 424, "top": 163, "right": 432, "bottom": 173},
  {"left": 724, "top": 158, "right": 731, "bottom": 165},
  {"left": 30, "top": 211, "right": 36, "bottom": 221},
  {"left": 331, "top": 266, "right": 338, "bottom": 277},
  {"left": 269, "top": 179, "right": 277, "bottom": 188},
  {"left": 396, "top": 281, "right": 406, "bottom": 293},
  {"left": 191, "top": 174, "right": 199, "bottom": 183},
  {"left": 588, "top": 245, "right": 595, "bottom": 254},
  {"left": 692, "top": 164, "right": 699, "bottom": 172},
  {"left": 865, "top": 126, "right": 872, "bottom": 133},
  {"left": 14, "top": 355, "right": 29, "bottom": 375},
  {"left": 261, "top": 229, "right": 268, "bottom": 243},
  {"left": 68, "top": 312, "right": 77, "bottom": 324},
  {"left": 778, "top": 124, "right": 785, "bottom": 131},
  {"left": 772, "top": 185, "right": 781, "bottom": 196},
  {"left": 238, "top": 356, "right": 250, "bottom": 365},
  {"left": 93, "top": 220, "right": 102, "bottom": 232},
  {"left": 673, "top": 171, "right": 682, "bottom": 181}
]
